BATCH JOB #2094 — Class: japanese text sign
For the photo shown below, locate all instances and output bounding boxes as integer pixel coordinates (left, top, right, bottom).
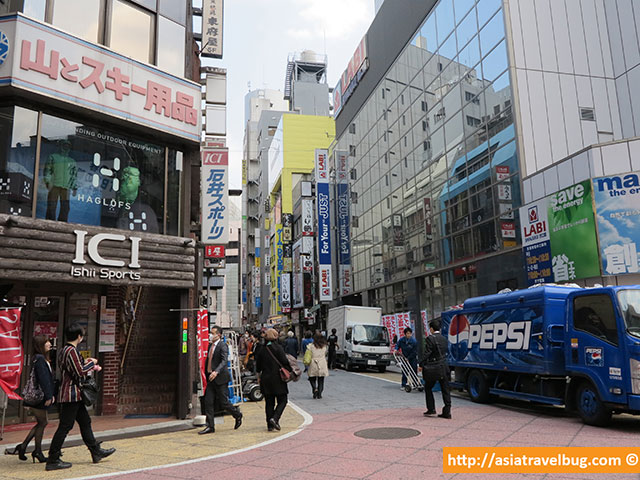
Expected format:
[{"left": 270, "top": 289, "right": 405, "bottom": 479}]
[
  {"left": 0, "top": 308, "right": 23, "bottom": 400},
  {"left": 593, "top": 171, "right": 640, "bottom": 275},
  {"left": 205, "top": 245, "right": 226, "bottom": 258},
  {"left": 0, "top": 15, "right": 201, "bottom": 142},
  {"left": 201, "top": 0, "right": 223, "bottom": 59},
  {"left": 201, "top": 148, "right": 229, "bottom": 244}
]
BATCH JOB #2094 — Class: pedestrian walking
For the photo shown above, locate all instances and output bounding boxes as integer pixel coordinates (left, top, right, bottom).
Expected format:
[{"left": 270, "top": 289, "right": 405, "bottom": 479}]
[
  {"left": 419, "top": 319, "right": 452, "bottom": 419},
  {"left": 327, "top": 328, "right": 339, "bottom": 370},
  {"left": 199, "top": 326, "right": 243, "bottom": 435},
  {"left": 396, "top": 327, "right": 418, "bottom": 390},
  {"left": 307, "top": 332, "right": 329, "bottom": 399},
  {"left": 283, "top": 331, "right": 299, "bottom": 358},
  {"left": 9, "top": 336, "right": 55, "bottom": 463},
  {"left": 46, "top": 323, "right": 115, "bottom": 471},
  {"left": 255, "top": 329, "right": 293, "bottom": 431},
  {"left": 301, "top": 330, "right": 313, "bottom": 372}
]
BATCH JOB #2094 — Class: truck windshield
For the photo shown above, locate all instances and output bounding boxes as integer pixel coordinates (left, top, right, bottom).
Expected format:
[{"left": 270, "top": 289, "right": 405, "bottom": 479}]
[
  {"left": 618, "top": 290, "right": 640, "bottom": 338},
  {"left": 353, "top": 325, "right": 389, "bottom": 346}
]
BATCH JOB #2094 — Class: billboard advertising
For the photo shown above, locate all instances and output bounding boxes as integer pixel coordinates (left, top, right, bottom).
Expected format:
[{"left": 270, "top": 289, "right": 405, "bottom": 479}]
[
  {"left": 336, "top": 150, "right": 351, "bottom": 296},
  {"left": 316, "top": 149, "right": 332, "bottom": 301},
  {"left": 593, "top": 172, "right": 640, "bottom": 275},
  {"left": 201, "top": 148, "right": 228, "bottom": 244}
]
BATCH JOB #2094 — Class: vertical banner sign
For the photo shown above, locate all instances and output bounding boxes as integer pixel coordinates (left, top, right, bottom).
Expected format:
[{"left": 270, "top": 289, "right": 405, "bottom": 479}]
[
  {"left": 316, "top": 149, "right": 333, "bottom": 301},
  {"left": 302, "top": 236, "right": 314, "bottom": 272},
  {"left": 276, "top": 224, "right": 283, "bottom": 310},
  {"left": 548, "top": 180, "right": 600, "bottom": 281},
  {"left": 0, "top": 308, "right": 23, "bottom": 399},
  {"left": 302, "top": 199, "right": 314, "bottom": 236},
  {"left": 421, "top": 310, "right": 429, "bottom": 337},
  {"left": 281, "top": 273, "right": 291, "bottom": 313},
  {"left": 593, "top": 172, "right": 640, "bottom": 275},
  {"left": 201, "top": 0, "right": 223, "bottom": 59},
  {"left": 336, "top": 150, "right": 352, "bottom": 296},
  {"left": 201, "top": 148, "right": 229, "bottom": 244},
  {"left": 196, "top": 309, "right": 209, "bottom": 387},
  {"left": 519, "top": 198, "right": 553, "bottom": 285},
  {"left": 282, "top": 214, "right": 293, "bottom": 243}
]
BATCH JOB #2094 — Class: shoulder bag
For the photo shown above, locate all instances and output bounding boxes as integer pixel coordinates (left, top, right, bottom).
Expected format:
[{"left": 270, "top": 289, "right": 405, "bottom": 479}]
[
  {"left": 422, "top": 337, "right": 446, "bottom": 382},
  {"left": 303, "top": 347, "right": 312, "bottom": 366},
  {"left": 266, "top": 345, "right": 295, "bottom": 383},
  {"left": 62, "top": 345, "right": 100, "bottom": 407},
  {"left": 21, "top": 362, "right": 44, "bottom": 406}
]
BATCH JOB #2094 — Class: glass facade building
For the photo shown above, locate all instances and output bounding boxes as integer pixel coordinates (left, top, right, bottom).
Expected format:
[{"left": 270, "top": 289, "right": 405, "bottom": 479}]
[{"left": 335, "top": 0, "right": 522, "bottom": 320}]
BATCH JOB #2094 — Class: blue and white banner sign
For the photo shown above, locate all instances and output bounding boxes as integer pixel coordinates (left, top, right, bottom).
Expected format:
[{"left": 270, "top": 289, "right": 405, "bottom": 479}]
[{"left": 316, "top": 149, "right": 332, "bottom": 301}]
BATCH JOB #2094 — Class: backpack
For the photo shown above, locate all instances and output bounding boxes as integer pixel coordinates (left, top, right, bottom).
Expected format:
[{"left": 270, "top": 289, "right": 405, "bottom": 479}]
[{"left": 285, "top": 354, "right": 302, "bottom": 382}]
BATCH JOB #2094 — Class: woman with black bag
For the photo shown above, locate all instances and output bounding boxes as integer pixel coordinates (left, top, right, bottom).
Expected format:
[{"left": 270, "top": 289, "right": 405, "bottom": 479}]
[
  {"left": 419, "top": 319, "right": 452, "bottom": 419},
  {"left": 45, "top": 323, "right": 115, "bottom": 471},
  {"left": 255, "top": 328, "right": 292, "bottom": 432},
  {"left": 8, "top": 336, "right": 55, "bottom": 463}
]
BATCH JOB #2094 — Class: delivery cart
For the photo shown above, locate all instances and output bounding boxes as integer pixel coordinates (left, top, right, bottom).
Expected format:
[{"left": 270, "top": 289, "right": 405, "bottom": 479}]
[{"left": 393, "top": 351, "right": 423, "bottom": 393}]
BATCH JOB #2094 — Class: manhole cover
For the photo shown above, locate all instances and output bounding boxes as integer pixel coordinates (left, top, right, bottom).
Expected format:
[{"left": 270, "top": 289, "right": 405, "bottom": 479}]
[{"left": 354, "top": 427, "right": 421, "bottom": 439}]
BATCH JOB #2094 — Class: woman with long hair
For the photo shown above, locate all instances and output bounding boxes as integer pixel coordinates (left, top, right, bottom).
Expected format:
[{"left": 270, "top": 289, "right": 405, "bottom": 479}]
[
  {"left": 307, "top": 332, "right": 329, "bottom": 399},
  {"left": 14, "top": 335, "right": 56, "bottom": 463}
]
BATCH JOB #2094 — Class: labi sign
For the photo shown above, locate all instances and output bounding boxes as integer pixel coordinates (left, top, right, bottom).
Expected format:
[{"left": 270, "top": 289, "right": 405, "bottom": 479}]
[
  {"left": 71, "top": 230, "right": 142, "bottom": 281},
  {"left": 519, "top": 180, "right": 600, "bottom": 285}
]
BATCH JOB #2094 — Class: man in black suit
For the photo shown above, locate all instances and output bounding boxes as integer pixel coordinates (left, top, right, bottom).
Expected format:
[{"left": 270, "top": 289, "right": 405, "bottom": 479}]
[
  {"left": 199, "top": 326, "right": 243, "bottom": 434},
  {"left": 419, "top": 319, "right": 452, "bottom": 419}
]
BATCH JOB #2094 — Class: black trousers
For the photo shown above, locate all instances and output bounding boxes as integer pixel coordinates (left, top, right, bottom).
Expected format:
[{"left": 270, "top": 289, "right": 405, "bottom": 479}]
[
  {"left": 264, "top": 394, "right": 287, "bottom": 425},
  {"left": 203, "top": 380, "right": 241, "bottom": 429},
  {"left": 46, "top": 187, "right": 70, "bottom": 221},
  {"left": 327, "top": 349, "right": 337, "bottom": 369},
  {"left": 309, "top": 376, "right": 325, "bottom": 394},
  {"left": 423, "top": 377, "right": 452, "bottom": 415},
  {"left": 48, "top": 402, "right": 97, "bottom": 461}
]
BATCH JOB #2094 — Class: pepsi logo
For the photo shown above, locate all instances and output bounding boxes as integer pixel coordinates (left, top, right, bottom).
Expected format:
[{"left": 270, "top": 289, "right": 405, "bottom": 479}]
[{"left": 448, "top": 314, "right": 470, "bottom": 361}]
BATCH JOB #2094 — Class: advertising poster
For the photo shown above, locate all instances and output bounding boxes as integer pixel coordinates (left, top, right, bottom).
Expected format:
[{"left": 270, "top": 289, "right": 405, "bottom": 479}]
[
  {"left": 0, "top": 307, "right": 23, "bottom": 399},
  {"left": 592, "top": 172, "right": 640, "bottom": 275},
  {"left": 519, "top": 199, "right": 553, "bottom": 285},
  {"left": 98, "top": 308, "right": 116, "bottom": 352},
  {"left": 547, "top": 180, "right": 601, "bottom": 281}
]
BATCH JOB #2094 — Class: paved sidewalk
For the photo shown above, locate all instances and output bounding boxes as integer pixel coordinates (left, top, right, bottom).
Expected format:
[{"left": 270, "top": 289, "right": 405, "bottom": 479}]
[{"left": 0, "top": 402, "right": 305, "bottom": 480}]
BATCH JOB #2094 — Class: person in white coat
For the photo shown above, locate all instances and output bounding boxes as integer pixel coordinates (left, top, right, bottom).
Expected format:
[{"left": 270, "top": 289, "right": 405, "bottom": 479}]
[{"left": 307, "top": 332, "right": 329, "bottom": 399}]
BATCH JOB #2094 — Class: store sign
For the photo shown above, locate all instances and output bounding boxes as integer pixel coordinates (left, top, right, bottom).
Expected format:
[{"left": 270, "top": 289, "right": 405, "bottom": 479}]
[
  {"left": 316, "top": 149, "right": 333, "bottom": 302},
  {"left": 593, "top": 171, "right": 640, "bottom": 275},
  {"left": 205, "top": 245, "right": 225, "bottom": 258},
  {"left": 302, "top": 199, "right": 314, "bottom": 236},
  {"left": 0, "top": 15, "right": 201, "bottom": 141},
  {"left": 280, "top": 270, "right": 290, "bottom": 313},
  {"left": 319, "top": 265, "right": 333, "bottom": 302},
  {"left": 71, "top": 230, "right": 141, "bottom": 281},
  {"left": 334, "top": 36, "right": 368, "bottom": 117},
  {"left": 336, "top": 150, "right": 351, "bottom": 296},
  {"left": 201, "top": 0, "right": 223, "bottom": 59},
  {"left": 201, "top": 148, "right": 229, "bottom": 244}
]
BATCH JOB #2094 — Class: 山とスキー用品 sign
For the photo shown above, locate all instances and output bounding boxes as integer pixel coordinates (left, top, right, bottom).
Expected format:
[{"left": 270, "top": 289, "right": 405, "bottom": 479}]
[{"left": 593, "top": 172, "right": 640, "bottom": 275}]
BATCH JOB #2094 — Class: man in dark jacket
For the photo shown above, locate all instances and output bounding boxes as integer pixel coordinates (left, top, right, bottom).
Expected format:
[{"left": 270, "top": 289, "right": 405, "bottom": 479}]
[
  {"left": 284, "top": 331, "right": 299, "bottom": 358},
  {"left": 419, "top": 319, "right": 451, "bottom": 419},
  {"left": 395, "top": 327, "right": 418, "bottom": 389},
  {"left": 199, "top": 326, "right": 243, "bottom": 434}
]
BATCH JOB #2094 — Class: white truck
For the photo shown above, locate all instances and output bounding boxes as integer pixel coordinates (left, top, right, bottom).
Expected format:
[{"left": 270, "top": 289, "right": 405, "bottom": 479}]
[{"left": 327, "top": 306, "right": 393, "bottom": 372}]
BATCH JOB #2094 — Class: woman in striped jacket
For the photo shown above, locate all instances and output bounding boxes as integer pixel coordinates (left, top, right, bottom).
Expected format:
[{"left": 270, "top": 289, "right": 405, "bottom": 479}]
[{"left": 45, "top": 323, "right": 116, "bottom": 471}]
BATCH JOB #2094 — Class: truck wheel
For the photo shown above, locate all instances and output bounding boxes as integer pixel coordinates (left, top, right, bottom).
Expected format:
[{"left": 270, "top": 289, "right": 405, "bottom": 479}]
[
  {"left": 248, "top": 385, "right": 263, "bottom": 402},
  {"left": 345, "top": 356, "right": 353, "bottom": 371},
  {"left": 576, "top": 382, "right": 611, "bottom": 426},
  {"left": 467, "top": 370, "right": 490, "bottom": 403},
  {"left": 378, "top": 366, "right": 387, "bottom": 373}
]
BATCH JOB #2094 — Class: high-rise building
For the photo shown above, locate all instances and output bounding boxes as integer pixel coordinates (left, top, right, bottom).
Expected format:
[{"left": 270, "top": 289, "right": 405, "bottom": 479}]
[
  {"left": 0, "top": 1, "right": 201, "bottom": 421},
  {"left": 332, "top": 0, "right": 640, "bottom": 328}
]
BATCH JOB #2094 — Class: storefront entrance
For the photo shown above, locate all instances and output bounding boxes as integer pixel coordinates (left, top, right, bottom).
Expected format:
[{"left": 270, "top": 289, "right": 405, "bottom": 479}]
[{"left": 4, "top": 286, "right": 100, "bottom": 424}]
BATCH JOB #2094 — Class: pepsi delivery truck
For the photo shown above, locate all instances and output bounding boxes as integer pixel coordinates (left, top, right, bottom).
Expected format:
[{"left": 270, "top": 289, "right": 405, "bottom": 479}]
[{"left": 442, "top": 285, "right": 640, "bottom": 426}]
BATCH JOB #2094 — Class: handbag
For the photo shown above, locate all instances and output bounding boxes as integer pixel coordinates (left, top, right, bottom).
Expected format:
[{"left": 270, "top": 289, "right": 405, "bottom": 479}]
[
  {"left": 80, "top": 376, "right": 99, "bottom": 407},
  {"left": 303, "top": 347, "right": 312, "bottom": 366},
  {"left": 421, "top": 337, "right": 446, "bottom": 382},
  {"left": 22, "top": 365, "right": 44, "bottom": 406},
  {"left": 266, "top": 345, "right": 293, "bottom": 383}
]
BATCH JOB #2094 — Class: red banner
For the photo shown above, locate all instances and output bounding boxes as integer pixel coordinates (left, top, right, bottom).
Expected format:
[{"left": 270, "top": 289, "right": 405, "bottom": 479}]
[
  {"left": 196, "top": 309, "right": 209, "bottom": 389},
  {"left": 0, "top": 308, "right": 23, "bottom": 400}
]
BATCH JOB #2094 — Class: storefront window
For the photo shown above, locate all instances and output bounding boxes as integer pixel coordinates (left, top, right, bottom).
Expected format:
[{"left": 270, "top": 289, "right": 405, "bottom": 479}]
[
  {"left": 109, "top": 0, "right": 154, "bottom": 64},
  {"left": 0, "top": 107, "right": 39, "bottom": 217},
  {"left": 52, "top": 0, "right": 103, "bottom": 43},
  {"left": 36, "top": 114, "right": 166, "bottom": 233}
]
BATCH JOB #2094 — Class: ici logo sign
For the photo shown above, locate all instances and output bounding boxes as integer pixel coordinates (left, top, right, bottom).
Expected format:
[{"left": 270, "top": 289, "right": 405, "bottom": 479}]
[{"left": 72, "top": 230, "right": 141, "bottom": 269}]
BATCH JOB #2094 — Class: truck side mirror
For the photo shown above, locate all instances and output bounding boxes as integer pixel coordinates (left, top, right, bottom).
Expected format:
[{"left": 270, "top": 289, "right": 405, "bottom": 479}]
[{"left": 346, "top": 328, "right": 352, "bottom": 341}]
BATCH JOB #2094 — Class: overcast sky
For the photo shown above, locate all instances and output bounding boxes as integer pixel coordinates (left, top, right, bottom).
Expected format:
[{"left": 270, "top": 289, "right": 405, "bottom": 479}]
[{"left": 199, "top": 0, "right": 376, "bottom": 188}]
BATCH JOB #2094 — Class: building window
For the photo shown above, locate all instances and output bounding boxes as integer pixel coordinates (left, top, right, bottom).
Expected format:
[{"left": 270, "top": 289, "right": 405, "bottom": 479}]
[
  {"left": 24, "top": 0, "right": 47, "bottom": 21},
  {"left": 158, "top": 0, "right": 186, "bottom": 25},
  {"left": 0, "top": 106, "right": 39, "bottom": 218},
  {"left": 349, "top": 123, "right": 356, "bottom": 134},
  {"left": 381, "top": 89, "right": 385, "bottom": 100},
  {"left": 421, "top": 101, "right": 427, "bottom": 112},
  {"left": 36, "top": 113, "right": 169, "bottom": 234},
  {"left": 466, "top": 115, "right": 481, "bottom": 127},
  {"left": 580, "top": 107, "right": 595, "bottom": 122},
  {"left": 465, "top": 91, "right": 480, "bottom": 105},
  {"left": 349, "top": 145, "right": 356, "bottom": 156},
  {"left": 52, "top": 0, "right": 104, "bottom": 43},
  {"left": 109, "top": 0, "right": 155, "bottom": 64},
  {"left": 157, "top": 16, "right": 186, "bottom": 77},
  {"left": 422, "top": 120, "right": 427, "bottom": 131},
  {"left": 494, "top": 105, "right": 501, "bottom": 116}
]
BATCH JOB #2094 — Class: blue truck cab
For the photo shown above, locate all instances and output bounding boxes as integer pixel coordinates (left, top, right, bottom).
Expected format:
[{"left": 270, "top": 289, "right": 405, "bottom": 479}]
[{"left": 441, "top": 285, "right": 640, "bottom": 426}]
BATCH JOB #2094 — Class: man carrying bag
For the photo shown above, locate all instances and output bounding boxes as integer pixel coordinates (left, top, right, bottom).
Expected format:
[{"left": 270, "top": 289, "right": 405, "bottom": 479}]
[{"left": 419, "top": 319, "right": 452, "bottom": 419}]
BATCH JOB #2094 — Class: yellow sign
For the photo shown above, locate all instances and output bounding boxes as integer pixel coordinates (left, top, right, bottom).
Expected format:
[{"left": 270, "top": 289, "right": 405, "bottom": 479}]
[
  {"left": 504, "top": 240, "right": 517, "bottom": 247},
  {"left": 255, "top": 257, "right": 261, "bottom": 267}
]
